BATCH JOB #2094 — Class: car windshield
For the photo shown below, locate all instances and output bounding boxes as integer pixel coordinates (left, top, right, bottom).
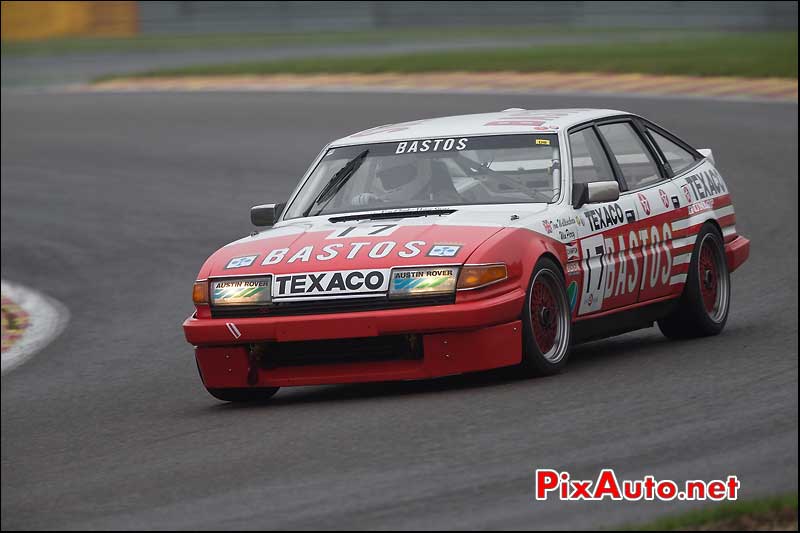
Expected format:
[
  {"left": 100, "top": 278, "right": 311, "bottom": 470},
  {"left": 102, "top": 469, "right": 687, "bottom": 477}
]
[{"left": 283, "top": 134, "right": 561, "bottom": 219}]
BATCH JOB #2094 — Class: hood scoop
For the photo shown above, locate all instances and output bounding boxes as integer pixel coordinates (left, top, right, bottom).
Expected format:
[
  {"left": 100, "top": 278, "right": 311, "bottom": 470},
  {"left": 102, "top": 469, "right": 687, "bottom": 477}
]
[{"left": 328, "top": 208, "right": 457, "bottom": 223}]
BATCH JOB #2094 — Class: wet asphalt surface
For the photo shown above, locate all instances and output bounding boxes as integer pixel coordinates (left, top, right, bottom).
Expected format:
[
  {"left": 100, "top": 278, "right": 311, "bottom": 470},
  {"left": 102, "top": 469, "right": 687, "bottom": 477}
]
[{"left": 1, "top": 90, "right": 797, "bottom": 529}]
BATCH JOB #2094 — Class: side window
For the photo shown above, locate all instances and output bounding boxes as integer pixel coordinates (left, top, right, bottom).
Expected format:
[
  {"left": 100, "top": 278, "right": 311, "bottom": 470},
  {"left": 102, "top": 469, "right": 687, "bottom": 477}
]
[
  {"left": 647, "top": 129, "right": 698, "bottom": 175},
  {"left": 597, "top": 122, "right": 662, "bottom": 190},
  {"left": 568, "top": 128, "right": 614, "bottom": 185}
]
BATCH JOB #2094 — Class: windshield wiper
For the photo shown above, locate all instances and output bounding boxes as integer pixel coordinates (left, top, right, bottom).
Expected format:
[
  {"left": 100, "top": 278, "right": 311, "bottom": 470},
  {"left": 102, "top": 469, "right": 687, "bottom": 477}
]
[
  {"left": 329, "top": 208, "right": 457, "bottom": 223},
  {"left": 303, "top": 150, "right": 369, "bottom": 217}
]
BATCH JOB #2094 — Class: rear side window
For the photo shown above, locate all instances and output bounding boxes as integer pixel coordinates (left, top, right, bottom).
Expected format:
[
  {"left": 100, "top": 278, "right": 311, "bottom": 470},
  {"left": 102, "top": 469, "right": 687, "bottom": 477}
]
[
  {"left": 647, "top": 129, "right": 698, "bottom": 175},
  {"left": 568, "top": 128, "right": 614, "bottom": 185},
  {"left": 598, "top": 122, "right": 662, "bottom": 190}
]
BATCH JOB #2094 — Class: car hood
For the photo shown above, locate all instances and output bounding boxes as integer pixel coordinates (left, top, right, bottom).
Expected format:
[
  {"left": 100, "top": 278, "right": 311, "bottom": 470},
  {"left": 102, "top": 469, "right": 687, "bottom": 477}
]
[{"left": 200, "top": 205, "right": 550, "bottom": 278}]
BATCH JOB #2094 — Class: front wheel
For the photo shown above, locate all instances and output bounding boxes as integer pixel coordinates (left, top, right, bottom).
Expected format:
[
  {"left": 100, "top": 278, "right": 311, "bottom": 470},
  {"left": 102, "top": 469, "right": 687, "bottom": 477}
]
[
  {"left": 206, "top": 387, "right": 280, "bottom": 403},
  {"left": 519, "top": 257, "right": 572, "bottom": 376},
  {"left": 658, "top": 223, "right": 730, "bottom": 339}
]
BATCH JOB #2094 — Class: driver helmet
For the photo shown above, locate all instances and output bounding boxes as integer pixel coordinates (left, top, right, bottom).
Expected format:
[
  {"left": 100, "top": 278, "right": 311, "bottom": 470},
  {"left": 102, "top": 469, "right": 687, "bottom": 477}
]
[{"left": 377, "top": 158, "right": 431, "bottom": 200}]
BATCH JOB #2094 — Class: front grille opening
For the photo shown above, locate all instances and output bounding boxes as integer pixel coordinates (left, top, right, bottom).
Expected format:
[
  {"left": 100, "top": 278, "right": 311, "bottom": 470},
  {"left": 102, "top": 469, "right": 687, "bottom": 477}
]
[
  {"left": 211, "top": 294, "right": 454, "bottom": 318},
  {"left": 250, "top": 335, "right": 423, "bottom": 369}
]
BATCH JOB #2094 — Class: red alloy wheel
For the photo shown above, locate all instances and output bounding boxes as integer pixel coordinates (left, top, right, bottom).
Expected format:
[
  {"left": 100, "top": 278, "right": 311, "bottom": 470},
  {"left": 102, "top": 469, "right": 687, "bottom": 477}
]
[
  {"left": 699, "top": 240, "right": 719, "bottom": 315},
  {"left": 531, "top": 277, "right": 558, "bottom": 354}
]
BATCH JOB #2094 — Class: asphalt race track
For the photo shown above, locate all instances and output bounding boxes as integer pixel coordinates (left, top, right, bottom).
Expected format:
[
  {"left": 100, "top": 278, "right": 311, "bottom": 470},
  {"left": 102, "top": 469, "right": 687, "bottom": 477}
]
[{"left": 1, "top": 90, "right": 797, "bottom": 529}]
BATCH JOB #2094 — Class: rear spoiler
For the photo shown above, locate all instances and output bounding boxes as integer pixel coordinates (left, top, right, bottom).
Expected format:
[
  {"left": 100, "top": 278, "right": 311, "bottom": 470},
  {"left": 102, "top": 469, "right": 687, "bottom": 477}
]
[{"left": 698, "top": 148, "right": 715, "bottom": 165}]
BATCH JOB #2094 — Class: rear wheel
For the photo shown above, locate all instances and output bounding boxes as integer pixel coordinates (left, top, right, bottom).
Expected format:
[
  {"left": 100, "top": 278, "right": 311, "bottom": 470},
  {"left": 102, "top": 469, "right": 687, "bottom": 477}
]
[
  {"left": 658, "top": 223, "right": 730, "bottom": 339},
  {"left": 519, "top": 257, "right": 572, "bottom": 375},
  {"left": 206, "top": 387, "right": 280, "bottom": 403}
]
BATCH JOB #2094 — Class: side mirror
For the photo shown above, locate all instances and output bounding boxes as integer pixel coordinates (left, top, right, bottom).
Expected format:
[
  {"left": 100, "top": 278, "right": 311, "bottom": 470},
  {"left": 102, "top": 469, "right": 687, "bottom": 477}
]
[
  {"left": 250, "top": 202, "right": 286, "bottom": 227},
  {"left": 572, "top": 181, "right": 620, "bottom": 209}
]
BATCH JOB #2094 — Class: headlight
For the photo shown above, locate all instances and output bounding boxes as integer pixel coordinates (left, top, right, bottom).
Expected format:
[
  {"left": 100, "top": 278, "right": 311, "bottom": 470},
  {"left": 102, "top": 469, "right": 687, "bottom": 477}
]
[
  {"left": 210, "top": 276, "right": 272, "bottom": 306},
  {"left": 389, "top": 266, "right": 459, "bottom": 297},
  {"left": 457, "top": 264, "right": 507, "bottom": 290}
]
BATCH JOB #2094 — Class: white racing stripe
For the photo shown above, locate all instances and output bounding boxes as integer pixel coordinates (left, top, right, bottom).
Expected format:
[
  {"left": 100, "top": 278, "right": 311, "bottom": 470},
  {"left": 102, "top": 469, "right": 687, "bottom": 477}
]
[
  {"left": 1, "top": 280, "right": 69, "bottom": 374},
  {"left": 670, "top": 273, "right": 688, "bottom": 285},
  {"left": 672, "top": 205, "right": 735, "bottom": 232},
  {"left": 672, "top": 235, "right": 696, "bottom": 250},
  {"left": 672, "top": 253, "right": 692, "bottom": 266}
]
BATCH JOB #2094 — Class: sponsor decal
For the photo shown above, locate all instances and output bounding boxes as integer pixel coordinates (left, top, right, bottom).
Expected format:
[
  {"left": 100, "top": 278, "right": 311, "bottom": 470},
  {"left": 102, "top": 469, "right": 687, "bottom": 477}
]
[
  {"left": 585, "top": 203, "right": 625, "bottom": 232},
  {"left": 671, "top": 195, "right": 680, "bottom": 209},
  {"left": 225, "top": 255, "right": 258, "bottom": 269},
  {"left": 603, "top": 224, "right": 674, "bottom": 297},
  {"left": 391, "top": 267, "right": 458, "bottom": 294},
  {"left": 350, "top": 121, "right": 424, "bottom": 138},
  {"left": 567, "top": 281, "right": 578, "bottom": 312},
  {"left": 638, "top": 193, "right": 651, "bottom": 216},
  {"left": 484, "top": 120, "right": 557, "bottom": 131},
  {"left": 566, "top": 262, "right": 581, "bottom": 275},
  {"left": 272, "top": 268, "right": 390, "bottom": 300},
  {"left": 566, "top": 243, "right": 580, "bottom": 261},
  {"left": 427, "top": 244, "right": 462, "bottom": 258},
  {"left": 688, "top": 198, "right": 715, "bottom": 215},
  {"left": 542, "top": 215, "right": 580, "bottom": 241},
  {"left": 485, "top": 119, "right": 545, "bottom": 127},
  {"left": 261, "top": 240, "right": 426, "bottom": 265},
  {"left": 578, "top": 222, "right": 674, "bottom": 315},
  {"left": 684, "top": 168, "right": 727, "bottom": 200},
  {"left": 212, "top": 278, "right": 271, "bottom": 306},
  {"left": 395, "top": 138, "right": 468, "bottom": 154},
  {"left": 535, "top": 138, "right": 551, "bottom": 146},
  {"left": 559, "top": 227, "right": 577, "bottom": 241},
  {"left": 682, "top": 184, "right": 693, "bottom": 203},
  {"left": 554, "top": 215, "right": 580, "bottom": 228},
  {"left": 658, "top": 189, "right": 669, "bottom": 208},
  {"left": 485, "top": 110, "right": 577, "bottom": 128}
]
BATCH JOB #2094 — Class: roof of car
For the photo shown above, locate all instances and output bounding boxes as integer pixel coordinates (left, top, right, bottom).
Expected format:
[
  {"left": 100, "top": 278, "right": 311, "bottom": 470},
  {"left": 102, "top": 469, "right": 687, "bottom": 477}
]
[{"left": 329, "top": 108, "right": 629, "bottom": 146}]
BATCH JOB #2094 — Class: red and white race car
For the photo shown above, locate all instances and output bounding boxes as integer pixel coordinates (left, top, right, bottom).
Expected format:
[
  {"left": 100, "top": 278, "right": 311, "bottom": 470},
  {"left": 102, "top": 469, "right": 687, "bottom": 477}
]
[{"left": 184, "top": 108, "right": 749, "bottom": 402}]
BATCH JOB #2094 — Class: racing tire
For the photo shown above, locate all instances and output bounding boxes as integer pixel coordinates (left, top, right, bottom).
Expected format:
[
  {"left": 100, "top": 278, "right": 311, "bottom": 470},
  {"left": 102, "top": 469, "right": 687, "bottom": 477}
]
[
  {"left": 519, "top": 257, "right": 572, "bottom": 376},
  {"left": 658, "top": 223, "right": 730, "bottom": 339},
  {"left": 206, "top": 387, "right": 280, "bottom": 403}
]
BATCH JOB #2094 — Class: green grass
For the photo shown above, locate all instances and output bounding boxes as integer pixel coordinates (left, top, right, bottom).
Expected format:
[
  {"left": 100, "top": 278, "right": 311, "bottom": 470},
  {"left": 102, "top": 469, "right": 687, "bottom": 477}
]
[
  {"left": 1, "top": 26, "right": 645, "bottom": 57},
  {"left": 628, "top": 493, "right": 798, "bottom": 531},
  {"left": 116, "top": 31, "right": 797, "bottom": 80}
]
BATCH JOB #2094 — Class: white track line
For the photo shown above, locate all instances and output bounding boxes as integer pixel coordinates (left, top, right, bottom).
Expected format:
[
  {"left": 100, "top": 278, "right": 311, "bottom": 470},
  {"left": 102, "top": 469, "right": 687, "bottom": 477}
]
[{"left": 1, "top": 280, "right": 69, "bottom": 375}]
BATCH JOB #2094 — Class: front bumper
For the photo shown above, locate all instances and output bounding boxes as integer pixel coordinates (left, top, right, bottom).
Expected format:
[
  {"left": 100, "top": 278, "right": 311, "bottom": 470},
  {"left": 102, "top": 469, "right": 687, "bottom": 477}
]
[
  {"left": 184, "top": 288, "right": 525, "bottom": 388},
  {"left": 724, "top": 235, "right": 750, "bottom": 273}
]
